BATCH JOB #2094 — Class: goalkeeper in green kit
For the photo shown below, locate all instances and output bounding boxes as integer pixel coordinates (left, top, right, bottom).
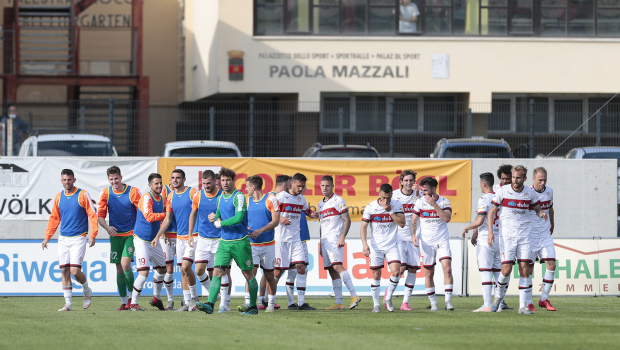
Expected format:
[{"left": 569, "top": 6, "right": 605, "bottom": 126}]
[{"left": 196, "top": 167, "right": 259, "bottom": 315}]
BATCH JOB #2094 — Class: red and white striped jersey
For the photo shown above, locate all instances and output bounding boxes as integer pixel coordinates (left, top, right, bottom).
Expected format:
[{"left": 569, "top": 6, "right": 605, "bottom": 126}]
[
  {"left": 476, "top": 192, "right": 495, "bottom": 238},
  {"left": 318, "top": 193, "right": 348, "bottom": 242},
  {"left": 362, "top": 199, "right": 404, "bottom": 250},
  {"left": 275, "top": 191, "right": 309, "bottom": 243},
  {"left": 392, "top": 188, "right": 420, "bottom": 242},
  {"left": 492, "top": 185, "right": 540, "bottom": 238},
  {"left": 529, "top": 185, "right": 553, "bottom": 239},
  {"left": 413, "top": 195, "right": 451, "bottom": 244}
]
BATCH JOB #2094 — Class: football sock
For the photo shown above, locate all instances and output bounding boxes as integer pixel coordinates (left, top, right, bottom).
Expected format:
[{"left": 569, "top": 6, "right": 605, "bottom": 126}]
[
  {"left": 153, "top": 271, "right": 165, "bottom": 299},
  {"left": 332, "top": 279, "right": 343, "bottom": 304},
  {"left": 189, "top": 285, "right": 198, "bottom": 308},
  {"left": 81, "top": 281, "right": 89, "bottom": 291},
  {"left": 268, "top": 294, "right": 276, "bottom": 306},
  {"left": 198, "top": 273, "right": 210, "bottom": 296},
  {"left": 207, "top": 276, "right": 222, "bottom": 305},
  {"left": 120, "top": 296, "right": 128, "bottom": 305},
  {"left": 403, "top": 271, "right": 416, "bottom": 304},
  {"left": 245, "top": 292, "right": 251, "bottom": 306},
  {"left": 132, "top": 274, "right": 147, "bottom": 305},
  {"left": 426, "top": 287, "right": 437, "bottom": 305},
  {"left": 386, "top": 276, "right": 400, "bottom": 301},
  {"left": 445, "top": 284, "right": 453, "bottom": 303},
  {"left": 183, "top": 290, "right": 191, "bottom": 306},
  {"left": 248, "top": 277, "right": 258, "bottom": 307},
  {"left": 220, "top": 275, "right": 229, "bottom": 306},
  {"left": 286, "top": 270, "right": 296, "bottom": 305},
  {"left": 541, "top": 269, "right": 555, "bottom": 301},
  {"left": 63, "top": 286, "right": 72, "bottom": 306},
  {"left": 296, "top": 273, "right": 307, "bottom": 305},
  {"left": 497, "top": 273, "right": 510, "bottom": 301},
  {"left": 124, "top": 270, "right": 134, "bottom": 294},
  {"left": 339, "top": 270, "right": 357, "bottom": 297},
  {"left": 526, "top": 276, "right": 533, "bottom": 305},
  {"left": 481, "top": 270, "right": 493, "bottom": 308},
  {"left": 518, "top": 277, "right": 527, "bottom": 309},
  {"left": 117, "top": 273, "right": 127, "bottom": 298},
  {"left": 371, "top": 279, "right": 381, "bottom": 307},
  {"left": 258, "top": 294, "right": 265, "bottom": 305},
  {"left": 492, "top": 271, "right": 501, "bottom": 298},
  {"left": 164, "top": 273, "right": 174, "bottom": 302}
]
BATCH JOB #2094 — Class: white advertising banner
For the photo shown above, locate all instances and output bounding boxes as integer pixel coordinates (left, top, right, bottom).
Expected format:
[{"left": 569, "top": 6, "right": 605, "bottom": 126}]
[
  {"left": 467, "top": 238, "right": 620, "bottom": 296},
  {"left": 0, "top": 157, "right": 158, "bottom": 220},
  {"left": 0, "top": 239, "right": 464, "bottom": 297}
]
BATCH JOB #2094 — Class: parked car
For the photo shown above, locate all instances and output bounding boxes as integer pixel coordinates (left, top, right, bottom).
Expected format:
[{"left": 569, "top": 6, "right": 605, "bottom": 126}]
[
  {"left": 161, "top": 140, "right": 242, "bottom": 157},
  {"left": 430, "top": 138, "right": 513, "bottom": 158},
  {"left": 18, "top": 134, "right": 117, "bottom": 156},
  {"left": 303, "top": 143, "right": 380, "bottom": 158}
]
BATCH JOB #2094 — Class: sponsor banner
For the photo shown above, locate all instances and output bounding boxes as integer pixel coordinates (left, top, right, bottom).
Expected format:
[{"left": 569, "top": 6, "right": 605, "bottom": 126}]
[
  {"left": 0, "top": 158, "right": 158, "bottom": 220},
  {"left": 158, "top": 158, "right": 471, "bottom": 222},
  {"left": 0, "top": 239, "right": 464, "bottom": 297},
  {"left": 467, "top": 238, "right": 620, "bottom": 296}
]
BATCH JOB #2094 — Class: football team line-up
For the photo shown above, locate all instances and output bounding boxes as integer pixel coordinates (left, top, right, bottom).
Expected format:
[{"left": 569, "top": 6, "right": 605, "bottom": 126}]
[{"left": 42, "top": 163, "right": 555, "bottom": 315}]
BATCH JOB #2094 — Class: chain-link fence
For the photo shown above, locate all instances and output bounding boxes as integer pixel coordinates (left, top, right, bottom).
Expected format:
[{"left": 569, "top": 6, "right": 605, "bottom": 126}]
[{"left": 2, "top": 97, "right": 620, "bottom": 159}]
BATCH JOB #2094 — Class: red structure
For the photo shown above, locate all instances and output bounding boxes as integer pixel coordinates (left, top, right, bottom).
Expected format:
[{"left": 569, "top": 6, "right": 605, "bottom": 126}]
[{"left": 0, "top": 0, "right": 150, "bottom": 155}]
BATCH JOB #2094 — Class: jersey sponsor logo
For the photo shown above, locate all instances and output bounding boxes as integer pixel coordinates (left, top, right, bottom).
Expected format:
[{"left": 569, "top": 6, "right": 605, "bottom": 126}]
[
  {"left": 319, "top": 208, "right": 339, "bottom": 219},
  {"left": 503, "top": 198, "right": 530, "bottom": 209},
  {"left": 370, "top": 213, "right": 393, "bottom": 222},
  {"left": 539, "top": 200, "right": 552, "bottom": 210},
  {"left": 282, "top": 204, "right": 304, "bottom": 213},
  {"left": 402, "top": 203, "right": 415, "bottom": 213},
  {"left": 420, "top": 209, "right": 439, "bottom": 218}
]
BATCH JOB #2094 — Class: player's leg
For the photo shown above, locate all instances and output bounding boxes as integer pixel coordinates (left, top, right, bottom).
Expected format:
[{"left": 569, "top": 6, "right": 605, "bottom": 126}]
[
  {"left": 516, "top": 237, "right": 533, "bottom": 314},
  {"left": 259, "top": 273, "right": 267, "bottom": 307},
  {"left": 149, "top": 244, "right": 167, "bottom": 310},
  {"left": 438, "top": 241, "right": 454, "bottom": 310},
  {"left": 292, "top": 241, "right": 312, "bottom": 310},
  {"left": 58, "top": 237, "right": 73, "bottom": 311},
  {"left": 121, "top": 236, "right": 135, "bottom": 307},
  {"left": 369, "top": 243, "right": 383, "bottom": 313},
  {"left": 130, "top": 237, "right": 151, "bottom": 311},
  {"left": 474, "top": 241, "right": 493, "bottom": 312},
  {"left": 69, "top": 236, "right": 92, "bottom": 309},
  {"left": 400, "top": 242, "right": 417, "bottom": 310},
  {"left": 322, "top": 240, "right": 342, "bottom": 309},
  {"left": 195, "top": 238, "right": 210, "bottom": 298},
  {"left": 161, "top": 237, "right": 176, "bottom": 308},
  {"left": 420, "top": 240, "right": 438, "bottom": 311},
  {"left": 181, "top": 240, "right": 197, "bottom": 310},
  {"left": 230, "top": 240, "right": 259, "bottom": 314},
  {"left": 492, "top": 236, "right": 515, "bottom": 311},
  {"left": 539, "top": 238, "right": 557, "bottom": 310},
  {"left": 241, "top": 245, "right": 261, "bottom": 310},
  {"left": 384, "top": 259, "right": 401, "bottom": 312},
  {"left": 110, "top": 236, "right": 127, "bottom": 307},
  {"left": 196, "top": 240, "right": 232, "bottom": 314}
]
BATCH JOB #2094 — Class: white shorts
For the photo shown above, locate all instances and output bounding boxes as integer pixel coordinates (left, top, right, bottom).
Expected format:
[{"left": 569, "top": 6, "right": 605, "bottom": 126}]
[
  {"left": 195, "top": 238, "right": 219, "bottom": 270},
  {"left": 160, "top": 237, "right": 176, "bottom": 264},
  {"left": 321, "top": 239, "right": 344, "bottom": 269},
  {"left": 176, "top": 238, "right": 196, "bottom": 265},
  {"left": 301, "top": 241, "right": 309, "bottom": 265},
  {"left": 252, "top": 244, "right": 276, "bottom": 271},
  {"left": 275, "top": 240, "right": 305, "bottom": 270},
  {"left": 134, "top": 236, "right": 166, "bottom": 271},
  {"left": 501, "top": 236, "right": 531, "bottom": 264},
  {"left": 420, "top": 239, "right": 452, "bottom": 268},
  {"left": 530, "top": 236, "right": 556, "bottom": 264},
  {"left": 398, "top": 240, "right": 420, "bottom": 269},
  {"left": 369, "top": 241, "right": 400, "bottom": 269},
  {"left": 476, "top": 236, "right": 501, "bottom": 271},
  {"left": 58, "top": 235, "right": 87, "bottom": 268}
]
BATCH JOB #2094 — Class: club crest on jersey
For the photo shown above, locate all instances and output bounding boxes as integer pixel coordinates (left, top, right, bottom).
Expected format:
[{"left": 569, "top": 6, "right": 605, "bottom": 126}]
[{"left": 524, "top": 194, "right": 529, "bottom": 198}]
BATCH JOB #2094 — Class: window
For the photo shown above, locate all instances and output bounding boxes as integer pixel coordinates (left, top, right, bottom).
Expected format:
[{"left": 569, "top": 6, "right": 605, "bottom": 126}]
[
  {"left": 424, "top": 96, "right": 455, "bottom": 132},
  {"left": 554, "top": 99, "right": 583, "bottom": 132},
  {"left": 322, "top": 97, "right": 351, "bottom": 130},
  {"left": 394, "top": 98, "right": 419, "bottom": 130},
  {"left": 356, "top": 96, "right": 386, "bottom": 131},
  {"left": 255, "top": 0, "right": 620, "bottom": 36},
  {"left": 488, "top": 99, "right": 511, "bottom": 131},
  {"left": 516, "top": 97, "right": 548, "bottom": 133},
  {"left": 589, "top": 98, "right": 620, "bottom": 134}
]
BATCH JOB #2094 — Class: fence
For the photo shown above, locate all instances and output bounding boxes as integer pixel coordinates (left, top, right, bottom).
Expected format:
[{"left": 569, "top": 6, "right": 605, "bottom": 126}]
[{"left": 2, "top": 98, "right": 620, "bottom": 158}]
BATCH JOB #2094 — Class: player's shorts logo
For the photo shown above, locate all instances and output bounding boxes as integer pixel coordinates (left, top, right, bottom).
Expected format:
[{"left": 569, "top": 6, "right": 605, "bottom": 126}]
[
  {"left": 246, "top": 260, "right": 251, "bottom": 267},
  {"left": 128, "top": 247, "right": 133, "bottom": 253},
  {"left": 333, "top": 253, "right": 338, "bottom": 260}
]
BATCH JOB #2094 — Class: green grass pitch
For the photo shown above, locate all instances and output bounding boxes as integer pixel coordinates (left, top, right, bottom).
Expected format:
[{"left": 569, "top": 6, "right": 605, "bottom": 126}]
[{"left": 1, "top": 296, "right": 619, "bottom": 350}]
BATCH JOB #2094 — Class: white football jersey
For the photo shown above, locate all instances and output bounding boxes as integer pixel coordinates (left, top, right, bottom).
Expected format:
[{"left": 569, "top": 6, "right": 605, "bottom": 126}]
[
  {"left": 476, "top": 192, "right": 495, "bottom": 238},
  {"left": 318, "top": 193, "right": 348, "bottom": 242},
  {"left": 529, "top": 185, "right": 553, "bottom": 239},
  {"left": 492, "top": 185, "right": 540, "bottom": 238},
  {"left": 362, "top": 199, "right": 404, "bottom": 250},
  {"left": 392, "top": 188, "right": 420, "bottom": 242},
  {"left": 413, "top": 195, "right": 451, "bottom": 244},
  {"left": 275, "top": 191, "right": 309, "bottom": 243}
]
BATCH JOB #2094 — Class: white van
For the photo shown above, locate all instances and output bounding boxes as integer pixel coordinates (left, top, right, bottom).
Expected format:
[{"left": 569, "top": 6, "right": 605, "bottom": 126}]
[
  {"left": 18, "top": 134, "right": 118, "bottom": 157},
  {"left": 161, "top": 140, "right": 242, "bottom": 157}
]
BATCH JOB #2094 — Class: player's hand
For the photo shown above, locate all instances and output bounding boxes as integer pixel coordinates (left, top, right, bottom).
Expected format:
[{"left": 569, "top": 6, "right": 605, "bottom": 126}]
[
  {"left": 163, "top": 234, "right": 170, "bottom": 245},
  {"left": 208, "top": 213, "right": 216, "bottom": 223},
  {"left": 188, "top": 235, "right": 194, "bottom": 248},
  {"left": 214, "top": 220, "right": 222, "bottom": 229},
  {"left": 42, "top": 238, "right": 49, "bottom": 250},
  {"left": 362, "top": 245, "right": 370, "bottom": 257},
  {"left": 540, "top": 212, "right": 548, "bottom": 221},
  {"left": 151, "top": 239, "right": 158, "bottom": 248},
  {"left": 550, "top": 223, "right": 554, "bottom": 235},
  {"left": 471, "top": 232, "right": 478, "bottom": 246},
  {"left": 379, "top": 199, "right": 392, "bottom": 212},
  {"left": 338, "top": 236, "right": 346, "bottom": 248},
  {"left": 250, "top": 229, "right": 262, "bottom": 240},
  {"left": 425, "top": 194, "right": 436, "bottom": 207},
  {"left": 412, "top": 235, "right": 419, "bottom": 247},
  {"left": 488, "top": 234, "right": 494, "bottom": 247},
  {"left": 412, "top": 184, "right": 420, "bottom": 197},
  {"left": 88, "top": 236, "right": 96, "bottom": 247},
  {"left": 310, "top": 211, "right": 319, "bottom": 219},
  {"left": 280, "top": 217, "right": 291, "bottom": 226},
  {"left": 462, "top": 228, "right": 468, "bottom": 238},
  {"left": 106, "top": 226, "right": 118, "bottom": 237},
  {"left": 319, "top": 243, "right": 323, "bottom": 257}
]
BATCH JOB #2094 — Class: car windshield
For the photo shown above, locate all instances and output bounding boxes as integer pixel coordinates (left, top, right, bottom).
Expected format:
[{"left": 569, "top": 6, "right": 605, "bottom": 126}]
[
  {"left": 169, "top": 147, "right": 239, "bottom": 157},
  {"left": 314, "top": 148, "right": 379, "bottom": 158},
  {"left": 443, "top": 145, "right": 512, "bottom": 158},
  {"left": 582, "top": 152, "right": 620, "bottom": 166},
  {"left": 37, "top": 140, "right": 113, "bottom": 156}
]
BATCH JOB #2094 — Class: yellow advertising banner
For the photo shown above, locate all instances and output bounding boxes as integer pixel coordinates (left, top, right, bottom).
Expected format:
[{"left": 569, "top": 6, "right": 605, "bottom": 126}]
[{"left": 158, "top": 158, "right": 471, "bottom": 222}]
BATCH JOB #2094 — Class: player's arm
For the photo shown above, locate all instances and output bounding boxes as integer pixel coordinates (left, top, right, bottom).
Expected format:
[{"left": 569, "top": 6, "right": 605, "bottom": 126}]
[
  {"left": 79, "top": 191, "right": 98, "bottom": 247},
  {"left": 360, "top": 220, "right": 370, "bottom": 257},
  {"left": 218, "top": 193, "right": 246, "bottom": 228},
  {"left": 188, "top": 194, "right": 200, "bottom": 237},
  {"left": 43, "top": 194, "right": 61, "bottom": 250},
  {"left": 129, "top": 187, "right": 142, "bottom": 208},
  {"left": 531, "top": 202, "right": 547, "bottom": 220},
  {"left": 410, "top": 212, "right": 419, "bottom": 247},
  {"left": 389, "top": 202, "right": 406, "bottom": 228},
  {"left": 549, "top": 206, "right": 555, "bottom": 235},
  {"left": 253, "top": 194, "right": 280, "bottom": 238},
  {"left": 339, "top": 210, "right": 351, "bottom": 245},
  {"left": 462, "top": 213, "right": 486, "bottom": 236},
  {"left": 487, "top": 204, "right": 499, "bottom": 245}
]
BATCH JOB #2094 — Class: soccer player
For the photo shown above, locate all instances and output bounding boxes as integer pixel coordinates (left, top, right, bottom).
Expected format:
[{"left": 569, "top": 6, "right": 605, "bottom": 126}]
[
  {"left": 273, "top": 173, "right": 318, "bottom": 311},
  {"left": 128, "top": 173, "right": 168, "bottom": 311},
  {"left": 488, "top": 165, "right": 547, "bottom": 315},
  {"left": 318, "top": 175, "right": 361, "bottom": 310},
  {"left": 196, "top": 167, "right": 259, "bottom": 315},
  {"left": 238, "top": 175, "right": 280, "bottom": 313},
  {"left": 361, "top": 183, "right": 405, "bottom": 313},
  {"left": 462, "top": 172, "right": 498, "bottom": 312},
  {"left": 97, "top": 166, "right": 141, "bottom": 310},
  {"left": 391, "top": 170, "right": 421, "bottom": 311},
  {"left": 493, "top": 164, "right": 513, "bottom": 193},
  {"left": 411, "top": 177, "right": 454, "bottom": 311},
  {"left": 160, "top": 180, "right": 177, "bottom": 309},
  {"left": 528, "top": 167, "right": 556, "bottom": 311},
  {"left": 43, "top": 169, "right": 97, "bottom": 311},
  {"left": 156, "top": 169, "right": 199, "bottom": 311},
  {"left": 188, "top": 170, "right": 232, "bottom": 312}
]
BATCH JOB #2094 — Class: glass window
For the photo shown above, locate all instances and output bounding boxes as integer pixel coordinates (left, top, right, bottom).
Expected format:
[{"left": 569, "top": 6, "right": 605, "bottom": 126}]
[
  {"left": 256, "top": 1, "right": 284, "bottom": 35},
  {"left": 399, "top": 0, "right": 421, "bottom": 33},
  {"left": 453, "top": 0, "right": 477, "bottom": 35},
  {"left": 588, "top": 98, "right": 620, "bottom": 134},
  {"left": 554, "top": 99, "right": 583, "bottom": 132},
  {"left": 481, "top": 0, "right": 508, "bottom": 35},
  {"left": 597, "top": 1, "right": 620, "bottom": 36},
  {"left": 369, "top": 7, "right": 396, "bottom": 34},
  {"left": 540, "top": 0, "right": 567, "bottom": 36},
  {"left": 322, "top": 97, "right": 351, "bottom": 129},
  {"left": 287, "top": 0, "right": 310, "bottom": 32},
  {"left": 510, "top": 0, "right": 534, "bottom": 34},
  {"left": 516, "top": 97, "right": 548, "bottom": 132},
  {"left": 313, "top": 3, "right": 340, "bottom": 34},
  {"left": 425, "top": 0, "right": 452, "bottom": 34},
  {"left": 394, "top": 98, "right": 419, "bottom": 130},
  {"left": 341, "top": 0, "right": 367, "bottom": 34},
  {"left": 424, "top": 96, "right": 455, "bottom": 132},
  {"left": 356, "top": 96, "right": 386, "bottom": 131},
  {"left": 489, "top": 99, "right": 511, "bottom": 131}
]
